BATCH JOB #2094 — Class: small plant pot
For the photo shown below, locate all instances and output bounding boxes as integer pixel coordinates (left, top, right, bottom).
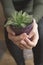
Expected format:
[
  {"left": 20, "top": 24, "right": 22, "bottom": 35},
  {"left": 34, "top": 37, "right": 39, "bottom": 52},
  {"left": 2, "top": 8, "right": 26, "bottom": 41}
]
[{"left": 10, "top": 22, "right": 33, "bottom": 35}]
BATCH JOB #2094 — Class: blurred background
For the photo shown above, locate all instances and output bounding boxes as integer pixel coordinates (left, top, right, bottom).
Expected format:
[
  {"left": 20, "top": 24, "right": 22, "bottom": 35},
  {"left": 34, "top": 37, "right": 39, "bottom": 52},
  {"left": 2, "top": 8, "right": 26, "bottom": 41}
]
[{"left": 0, "top": 2, "right": 34, "bottom": 65}]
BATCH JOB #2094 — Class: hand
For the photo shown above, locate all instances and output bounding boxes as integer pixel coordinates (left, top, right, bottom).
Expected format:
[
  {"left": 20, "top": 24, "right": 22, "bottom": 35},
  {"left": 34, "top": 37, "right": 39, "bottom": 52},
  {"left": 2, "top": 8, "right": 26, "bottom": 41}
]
[
  {"left": 6, "top": 26, "right": 29, "bottom": 49},
  {"left": 28, "top": 19, "right": 39, "bottom": 46},
  {"left": 6, "top": 18, "right": 39, "bottom": 49},
  {"left": 20, "top": 19, "right": 39, "bottom": 49}
]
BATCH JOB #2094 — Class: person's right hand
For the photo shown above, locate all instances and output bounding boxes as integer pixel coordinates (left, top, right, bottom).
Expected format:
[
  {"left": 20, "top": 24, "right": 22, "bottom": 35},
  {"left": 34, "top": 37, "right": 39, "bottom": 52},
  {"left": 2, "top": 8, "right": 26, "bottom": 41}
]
[{"left": 6, "top": 26, "right": 29, "bottom": 49}]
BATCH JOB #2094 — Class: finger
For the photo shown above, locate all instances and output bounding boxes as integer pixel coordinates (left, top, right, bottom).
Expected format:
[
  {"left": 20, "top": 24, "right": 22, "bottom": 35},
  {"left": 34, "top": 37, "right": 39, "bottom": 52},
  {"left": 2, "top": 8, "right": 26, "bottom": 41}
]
[
  {"left": 6, "top": 26, "right": 15, "bottom": 35},
  {"left": 28, "top": 30, "right": 35, "bottom": 38},
  {"left": 8, "top": 33, "right": 27, "bottom": 42},
  {"left": 8, "top": 33, "right": 20, "bottom": 41},
  {"left": 8, "top": 33, "right": 26, "bottom": 42},
  {"left": 28, "top": 20, "right": 38, "bottom": 38},
  {"left": 14, "top": 41, "right": 26, "bottom": 49},
  {"left": 25, "top": 38, "right": 35, "bottom": 47},
  {"left": 20, "top": 40, "right": 32, "bottom": 49},
  {"left": 32, "top": 30, "right": 39, "bottom": 46},
  {"left": 20, "top": 33, "right": 29, "bottom": 40},
  {"left": 25, "top": 30, "right": 39, "bottom": 47},
  {"left": 19, "top": 44, "right": 26, "bottom": 49},
  {"left": 33, "top": 19, "right": 38, "bottom": 28},
  {"left": 11, "top": 33, "right": 29, "bottom": 42}
]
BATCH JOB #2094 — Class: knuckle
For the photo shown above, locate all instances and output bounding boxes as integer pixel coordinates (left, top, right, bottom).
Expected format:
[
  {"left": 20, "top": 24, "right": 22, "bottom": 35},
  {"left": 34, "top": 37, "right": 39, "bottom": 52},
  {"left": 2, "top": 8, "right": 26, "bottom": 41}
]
[
  {"left": 20, "top": 33, "right": 27, "bottom": 40},
  {"left": 32, "top": 43, "right": 36, "bottom": 47},
  {"left": 23, "top": 33, "right": 27, "bottom": 36}
]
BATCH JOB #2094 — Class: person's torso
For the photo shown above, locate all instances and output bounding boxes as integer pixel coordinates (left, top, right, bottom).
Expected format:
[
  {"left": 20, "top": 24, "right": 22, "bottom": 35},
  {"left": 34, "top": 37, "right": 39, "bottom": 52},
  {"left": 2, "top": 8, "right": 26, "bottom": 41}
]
[{"left": 13, "top": 0, "right": 33, "bottom": 14}]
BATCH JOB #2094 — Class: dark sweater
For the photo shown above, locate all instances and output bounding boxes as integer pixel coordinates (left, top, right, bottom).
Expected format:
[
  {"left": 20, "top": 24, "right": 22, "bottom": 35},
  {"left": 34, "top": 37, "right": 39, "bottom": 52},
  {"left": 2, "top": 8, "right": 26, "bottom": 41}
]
[{"left": 1, "top": 0, "right": 43, "bottom": 22}]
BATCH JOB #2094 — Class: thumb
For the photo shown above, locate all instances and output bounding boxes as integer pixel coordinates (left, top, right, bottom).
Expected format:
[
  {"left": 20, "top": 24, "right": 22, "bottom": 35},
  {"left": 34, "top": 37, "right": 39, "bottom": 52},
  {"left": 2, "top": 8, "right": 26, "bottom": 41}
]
[{"left": 28, "top": 30, "right": 35, "bottom": 38}]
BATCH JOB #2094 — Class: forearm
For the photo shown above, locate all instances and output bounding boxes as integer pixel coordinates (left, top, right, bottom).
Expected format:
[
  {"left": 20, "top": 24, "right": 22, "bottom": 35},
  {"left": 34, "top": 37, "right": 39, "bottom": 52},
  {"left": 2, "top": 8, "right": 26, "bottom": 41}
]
[
  {"left": 2, "top": 0, "right": 15, "bottom": 18},
  {"left": 33, "top": 0, "right": 43, "bottom": 22}
]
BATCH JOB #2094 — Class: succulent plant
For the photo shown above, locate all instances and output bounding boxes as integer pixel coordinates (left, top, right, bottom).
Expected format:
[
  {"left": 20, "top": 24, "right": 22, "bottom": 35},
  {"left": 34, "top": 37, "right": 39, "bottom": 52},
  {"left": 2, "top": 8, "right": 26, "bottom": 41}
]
[
  {"left": 4, "top": 11, "right": 33, "bottom": 35},
  {"left": 4, "top": 11, "right": 33, "bottom": 28}
]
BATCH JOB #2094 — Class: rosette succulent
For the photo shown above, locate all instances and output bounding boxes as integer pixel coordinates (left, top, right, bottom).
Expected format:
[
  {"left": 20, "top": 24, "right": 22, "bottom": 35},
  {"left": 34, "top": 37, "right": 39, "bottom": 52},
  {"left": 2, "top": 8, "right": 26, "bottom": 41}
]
[{"left": 4, "top": 11, "right": 33, "bottom": 35}]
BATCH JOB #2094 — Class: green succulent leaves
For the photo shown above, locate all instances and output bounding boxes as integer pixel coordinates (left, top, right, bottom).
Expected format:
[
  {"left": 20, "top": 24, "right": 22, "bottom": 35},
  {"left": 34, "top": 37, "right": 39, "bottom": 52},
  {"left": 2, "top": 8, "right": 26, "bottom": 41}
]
[{"left": 4, "top": 11, "right": 33, "bottom": 28}]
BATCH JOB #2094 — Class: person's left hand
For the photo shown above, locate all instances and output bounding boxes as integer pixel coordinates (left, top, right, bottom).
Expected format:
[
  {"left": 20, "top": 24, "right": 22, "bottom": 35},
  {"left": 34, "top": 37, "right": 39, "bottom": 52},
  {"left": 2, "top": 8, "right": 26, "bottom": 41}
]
[{"left": 20, "top": 19, "right": 39, "bottom": 49}]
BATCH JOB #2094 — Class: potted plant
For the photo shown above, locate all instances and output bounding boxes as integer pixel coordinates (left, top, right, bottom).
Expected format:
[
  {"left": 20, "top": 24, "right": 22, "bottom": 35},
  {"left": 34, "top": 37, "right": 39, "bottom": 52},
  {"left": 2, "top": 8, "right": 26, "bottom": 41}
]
[{"left": 4, "top": 11, "right": 33, "bottom": 35}]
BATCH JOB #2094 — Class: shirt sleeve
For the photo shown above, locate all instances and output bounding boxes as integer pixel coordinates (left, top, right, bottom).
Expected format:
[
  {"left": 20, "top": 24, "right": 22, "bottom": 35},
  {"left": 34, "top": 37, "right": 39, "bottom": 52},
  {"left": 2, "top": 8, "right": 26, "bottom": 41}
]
[
  {"left": 2, "top": 0, "right": 15, "bottom": 18},
  {"left": 33, "top": 0, "right": 43, "bottom": 22}
]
